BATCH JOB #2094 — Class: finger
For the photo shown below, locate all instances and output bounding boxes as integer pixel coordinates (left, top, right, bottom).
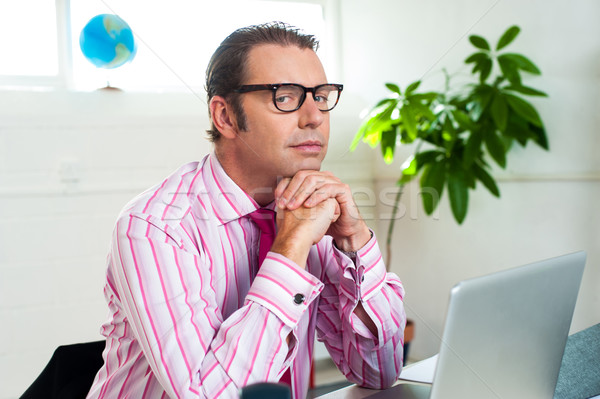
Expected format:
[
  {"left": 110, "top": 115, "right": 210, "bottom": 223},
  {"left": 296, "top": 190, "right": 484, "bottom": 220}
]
[
  {"left": 302, "top": 189, "right": 331, "bottom": 208},
  {"left": 277, "top": 172, "right": 310, "bottom": 209},
  {"left": 287, "top": 173, "right": 340, "bottom": 209},
  {"left": 275, "top": 178, "right": 292, "bottom": 207},
  {"left": 303, "top": 183, "right": 346, "bottom": 207}
]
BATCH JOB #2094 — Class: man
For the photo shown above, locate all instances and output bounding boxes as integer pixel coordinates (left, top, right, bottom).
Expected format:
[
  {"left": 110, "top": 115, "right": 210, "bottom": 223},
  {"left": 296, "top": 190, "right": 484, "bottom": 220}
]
[{"left": 87, "top": 22, "right": 406, "bottom": 399}]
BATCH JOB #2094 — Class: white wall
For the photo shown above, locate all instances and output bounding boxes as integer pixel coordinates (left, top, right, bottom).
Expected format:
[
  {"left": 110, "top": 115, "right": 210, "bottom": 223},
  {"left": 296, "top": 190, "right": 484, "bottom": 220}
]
[
  {"left": 0, "top": 88, "right": 372, "bottom": 398},
  {"left": 1, "top": 0, "right": 599, "bottom": 397},
  {"left": 339, "top": 0, "right": 600, "bottom": 360}
]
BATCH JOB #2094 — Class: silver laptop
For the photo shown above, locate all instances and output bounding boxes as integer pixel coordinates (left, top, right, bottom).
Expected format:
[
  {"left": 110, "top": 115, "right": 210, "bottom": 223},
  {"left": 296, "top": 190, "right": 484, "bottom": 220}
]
[{"left": 368, "top": 251, "right": 586, "bottom": 399}]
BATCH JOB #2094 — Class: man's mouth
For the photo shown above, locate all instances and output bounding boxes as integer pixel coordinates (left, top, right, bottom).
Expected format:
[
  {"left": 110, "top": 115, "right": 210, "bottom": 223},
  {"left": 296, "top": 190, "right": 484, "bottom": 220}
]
[{"left": 290, "top": 140, "right": 323, "bottom": 153}]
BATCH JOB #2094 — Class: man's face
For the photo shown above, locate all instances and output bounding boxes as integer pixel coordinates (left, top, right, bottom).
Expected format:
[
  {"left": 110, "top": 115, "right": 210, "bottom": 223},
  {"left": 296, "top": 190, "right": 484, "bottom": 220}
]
[{"left": 233, "top": 44, "right": 330, "bottom": 181}]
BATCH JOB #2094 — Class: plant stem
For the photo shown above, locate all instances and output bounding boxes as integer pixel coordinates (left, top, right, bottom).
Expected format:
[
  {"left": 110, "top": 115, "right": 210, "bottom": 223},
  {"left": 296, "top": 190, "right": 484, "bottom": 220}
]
[
  {"left": 385, "top": 183, "right": 405, "bottom": 269},
  {"left": 386, "top": 140, "right": 423, "bottom": 268}
]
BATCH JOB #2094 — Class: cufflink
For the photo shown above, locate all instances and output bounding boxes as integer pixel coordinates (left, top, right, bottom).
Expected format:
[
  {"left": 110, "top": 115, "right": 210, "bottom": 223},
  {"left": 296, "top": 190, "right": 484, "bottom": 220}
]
[{"left": 293, "top": 293, "right": 305, "bottom": 305}]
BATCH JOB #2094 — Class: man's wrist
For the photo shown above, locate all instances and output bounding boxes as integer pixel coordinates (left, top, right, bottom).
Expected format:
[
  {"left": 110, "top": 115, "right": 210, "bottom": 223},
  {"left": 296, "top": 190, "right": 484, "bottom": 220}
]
[
  {"left": 333, "top": 225, "right": 373, "bottom": 253},
  {"left": 271, "top": 227, "right": 313, "bottom": 268}
]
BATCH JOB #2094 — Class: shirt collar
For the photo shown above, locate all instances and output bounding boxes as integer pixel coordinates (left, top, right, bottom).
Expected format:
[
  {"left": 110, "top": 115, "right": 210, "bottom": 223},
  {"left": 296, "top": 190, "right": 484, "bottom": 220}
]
[{"left": 203, "top": 152, "right": 275, "bottom": 226}]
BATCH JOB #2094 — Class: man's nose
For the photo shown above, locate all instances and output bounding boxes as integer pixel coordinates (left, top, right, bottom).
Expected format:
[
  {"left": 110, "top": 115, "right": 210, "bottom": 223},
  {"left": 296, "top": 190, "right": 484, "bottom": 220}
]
[{"left": 298, "top": 93, "right": 325, "bottom": 128}]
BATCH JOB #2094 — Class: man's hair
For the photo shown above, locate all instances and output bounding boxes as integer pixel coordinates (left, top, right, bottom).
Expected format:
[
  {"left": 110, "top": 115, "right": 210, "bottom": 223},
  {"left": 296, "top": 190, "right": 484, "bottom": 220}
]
[{"left": 205, "top": 21, "right": 320, "bottom": 142}]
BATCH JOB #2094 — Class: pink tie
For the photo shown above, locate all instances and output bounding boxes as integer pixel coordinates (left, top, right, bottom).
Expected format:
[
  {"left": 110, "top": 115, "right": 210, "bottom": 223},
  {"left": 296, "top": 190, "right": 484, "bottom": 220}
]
[
  {"left": 247, "top": 208, "right": 292, "bottom": 388},
  {"left": 247, "top": 208, "right": 276, "bottom": 265}
]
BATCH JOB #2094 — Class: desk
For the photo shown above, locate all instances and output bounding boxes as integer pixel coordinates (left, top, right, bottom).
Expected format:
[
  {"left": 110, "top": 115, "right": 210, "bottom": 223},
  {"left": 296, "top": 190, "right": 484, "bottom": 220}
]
[
  {"left": 316, "top": 356, "right": 431, "bottom": 399},
  {"left": 316, "top": 380, "right": 428, "bottom": 399}
]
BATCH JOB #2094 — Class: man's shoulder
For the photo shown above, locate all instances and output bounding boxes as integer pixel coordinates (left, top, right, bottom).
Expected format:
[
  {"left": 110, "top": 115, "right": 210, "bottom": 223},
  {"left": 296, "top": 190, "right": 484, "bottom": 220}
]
[{"left": 118, "top": 159, "right": 208, "bottom": 223}]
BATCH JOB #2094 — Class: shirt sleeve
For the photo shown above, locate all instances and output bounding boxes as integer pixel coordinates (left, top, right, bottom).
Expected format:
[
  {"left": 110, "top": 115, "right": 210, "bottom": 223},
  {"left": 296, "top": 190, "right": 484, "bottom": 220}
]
[
  {"left": 108, "top": 213, "right": 321, "bottom": 399},
  {"left": 315, "top": 231, "right": 407, "bottom": 389}
]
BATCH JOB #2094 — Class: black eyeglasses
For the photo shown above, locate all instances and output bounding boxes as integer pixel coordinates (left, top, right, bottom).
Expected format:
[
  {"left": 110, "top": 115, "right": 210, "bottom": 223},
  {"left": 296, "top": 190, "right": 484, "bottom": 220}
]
[{"left": 233, "top": 83, "right": 343, "bottom": 112}]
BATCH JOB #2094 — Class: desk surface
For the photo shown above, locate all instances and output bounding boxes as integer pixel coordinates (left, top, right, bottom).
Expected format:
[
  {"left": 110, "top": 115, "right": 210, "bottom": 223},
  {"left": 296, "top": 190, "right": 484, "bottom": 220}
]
[{"left": 316, "top": 380, "right": 428, "bottom": 399}]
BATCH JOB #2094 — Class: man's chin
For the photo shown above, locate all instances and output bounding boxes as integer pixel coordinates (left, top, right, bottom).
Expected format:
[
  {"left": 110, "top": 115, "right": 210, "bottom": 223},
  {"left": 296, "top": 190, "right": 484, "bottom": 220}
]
[{"left": 286, "top": 160, "right": 323, "bottom": 177}]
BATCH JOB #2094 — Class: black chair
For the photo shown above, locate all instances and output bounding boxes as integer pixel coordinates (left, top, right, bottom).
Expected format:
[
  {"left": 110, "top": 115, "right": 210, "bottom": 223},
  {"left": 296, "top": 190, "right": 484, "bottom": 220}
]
[
  {"left": 20, "top": 341, "right": 105, "bottom": 399},
  {"left": 21, "top": 340, "right": 294, "bottom": 399}
]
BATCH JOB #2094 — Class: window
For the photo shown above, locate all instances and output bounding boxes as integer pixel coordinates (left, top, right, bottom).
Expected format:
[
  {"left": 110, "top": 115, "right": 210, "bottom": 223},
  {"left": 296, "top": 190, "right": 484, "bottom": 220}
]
[
  {"left": 0, "top": 0, "right": 64, "bottom": 87},
  {"left": 1, "top": 0, "right": 335, "bottom": 92}
]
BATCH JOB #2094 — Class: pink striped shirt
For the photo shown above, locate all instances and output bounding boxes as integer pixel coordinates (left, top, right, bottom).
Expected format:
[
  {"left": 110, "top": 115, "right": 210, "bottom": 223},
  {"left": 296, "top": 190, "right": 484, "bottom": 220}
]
[{"left": 87, "top": 153, "right": 406, "bottom": 399}]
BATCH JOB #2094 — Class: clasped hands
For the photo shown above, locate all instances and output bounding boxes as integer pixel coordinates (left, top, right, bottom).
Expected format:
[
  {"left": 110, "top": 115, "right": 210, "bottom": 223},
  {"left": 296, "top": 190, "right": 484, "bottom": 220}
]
[{"left": 270, "top": 170, "right": 371, "bottom": 268}]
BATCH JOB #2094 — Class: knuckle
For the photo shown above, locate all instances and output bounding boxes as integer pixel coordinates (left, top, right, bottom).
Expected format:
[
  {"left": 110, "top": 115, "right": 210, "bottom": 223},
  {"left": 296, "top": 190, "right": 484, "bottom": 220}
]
[
  {"left": 296, "top": 170, "right": 310, "bottom": 179},
  {"left": 307, "top": 174, "right": 321, "bottom": 184}
]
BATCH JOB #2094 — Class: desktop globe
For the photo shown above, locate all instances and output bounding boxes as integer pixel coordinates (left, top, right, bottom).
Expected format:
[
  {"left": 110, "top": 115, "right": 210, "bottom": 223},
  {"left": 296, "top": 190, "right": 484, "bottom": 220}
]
[{"left": 79, "top": 14, "right": 137, "bottom": 69}]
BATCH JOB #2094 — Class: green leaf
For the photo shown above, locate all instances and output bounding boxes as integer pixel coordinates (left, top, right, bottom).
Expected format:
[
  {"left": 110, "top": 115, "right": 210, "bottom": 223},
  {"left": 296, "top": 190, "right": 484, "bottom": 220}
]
[
  {"left": 400, "top": 106, "right": 419, "bottom": 141},
  {"left": 473, "top": 163, "right": 500, "bottom": 197},
  {"left": 476, "top": 58, "right": 493, "bottom": 83},
  {"left": 463, "top": 130, "right": 483, "bottom": 168},
  {"left": 467, "top": 85, "right": 493, "bottom": 121},
  {"left": 452, "top": 109, "right": 475, "bottom": 131},
  {"left": 415, "top": 150, "right": 443, "bottom": 169},
  {"left": 490, "top": 93, "right": 509, "bottom": 131},
  {"left": 350, "top": 127, "right": 366, "bottom": 151},
  {"left": 501, "top": 135, "right": 514, "bottom": 152},
  {"left": 505, "top": 117, "right": 535, "bottom": 146},
  {"left": 497, "top": 55, "right": 522, "bottom": 85},
  {"left": 504, "top": 85, "right": 548, "bottom": 97},
  {"left": 447, "top": 166, "right": 469, "bottom": 224},
  {"left": 406, "top": 98, "right": 436, "bottom": 121},
  {"left": 441, "top": 116, "right": 457, "bottom": 147},
  {"left": 420, "top": 160, "right": 446, "bottom": 215},
  {"left": 505, "top": 93, "right": 543, "bottom": 127},
  {"left": 374, "top": 98, "right": 396, "bottom": 107},
  {"left": 399, "top": 156, "right": 418, "bottom": 184},
  {"left": 469, "top": 35, "right": 491, "bottom": 51},
  {"left": 352, "top": 104, "right": 392, "bottom": 150},
  {"left": 380, "top": 129, "right": 397, "bottom": 164},
  {"left": 410, "top": 92, "right": 438, "bottom": 103},
  {"left": 465, "top": 52, "right": 489, "bottom": 65},
  {"left": 529, "top": 123, "right": 549, "bottom": 150},
  {"left": 500, "top": 53, "right": 541, "bottom": 75},
  {"left": 405, "top": 80, "right": 421, "bottom": 95},
  {"left": 465, "top": 168, "right": 476, "bottom": 189},
  {"left": 496, "top": 25, "right": 520, "bottom": 51},
  {"left": 485, "top": 130, "right": 507, "bottom": 168},
  {"left": 359, "top": 102, "right": 399, "bottom": 146},
  {"left": 385, "top": 83, "right": 401, "bottom": 94}
]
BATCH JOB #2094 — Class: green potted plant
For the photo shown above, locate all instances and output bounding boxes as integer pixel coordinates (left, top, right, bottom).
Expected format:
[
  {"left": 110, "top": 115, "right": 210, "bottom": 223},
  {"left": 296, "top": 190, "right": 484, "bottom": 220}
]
[{"left": 351, "top": 26, "right": 548, "bottom": 264}]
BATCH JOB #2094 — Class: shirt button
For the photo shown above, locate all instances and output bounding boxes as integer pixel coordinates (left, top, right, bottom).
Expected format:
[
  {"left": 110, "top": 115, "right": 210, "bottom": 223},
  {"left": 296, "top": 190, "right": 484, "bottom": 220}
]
[{"left": 293, "top": 293, "right": 305, "bottom": 305}]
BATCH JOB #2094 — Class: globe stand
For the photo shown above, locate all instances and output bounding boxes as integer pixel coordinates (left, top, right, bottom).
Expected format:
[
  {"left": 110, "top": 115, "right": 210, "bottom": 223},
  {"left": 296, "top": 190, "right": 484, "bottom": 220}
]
[{"left": 98, "top": 82, "right": 122, "bottom": 92}]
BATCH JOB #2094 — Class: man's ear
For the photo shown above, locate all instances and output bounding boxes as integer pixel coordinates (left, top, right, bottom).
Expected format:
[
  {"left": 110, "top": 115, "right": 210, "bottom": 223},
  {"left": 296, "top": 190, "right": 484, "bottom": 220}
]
[{"left": 210, "top": 96, "right": 239, "bottom": 139}]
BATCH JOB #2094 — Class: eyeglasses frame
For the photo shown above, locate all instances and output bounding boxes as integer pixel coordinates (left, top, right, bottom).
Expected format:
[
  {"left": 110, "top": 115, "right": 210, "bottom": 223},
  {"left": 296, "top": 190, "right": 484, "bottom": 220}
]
[{"left": 233, "top": 83, "right": 344, "bottom": 112}]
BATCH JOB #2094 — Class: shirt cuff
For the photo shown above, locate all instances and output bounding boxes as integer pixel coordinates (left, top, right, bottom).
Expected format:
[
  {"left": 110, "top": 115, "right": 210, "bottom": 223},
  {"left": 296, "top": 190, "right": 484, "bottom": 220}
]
[
  {"left": 333, "top": 230, "right": 387, "bottom": 301},
  {"left": 245, "top": 252, "right": 324, "bottom": 327}
]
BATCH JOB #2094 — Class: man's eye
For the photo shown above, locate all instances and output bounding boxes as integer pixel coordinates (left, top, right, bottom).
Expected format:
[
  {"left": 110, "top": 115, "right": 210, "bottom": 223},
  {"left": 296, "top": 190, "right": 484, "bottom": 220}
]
[
  {"left": 314, "top": 91, "right": 332, "bottom": 103},
  {"left": 275, "top": 90, "right": 300, "bottom": 104},
  {"left": 275, "top": 95, "right": 293, "bottom": 103}
]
